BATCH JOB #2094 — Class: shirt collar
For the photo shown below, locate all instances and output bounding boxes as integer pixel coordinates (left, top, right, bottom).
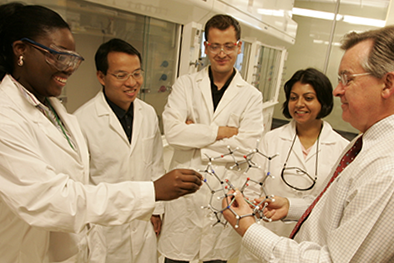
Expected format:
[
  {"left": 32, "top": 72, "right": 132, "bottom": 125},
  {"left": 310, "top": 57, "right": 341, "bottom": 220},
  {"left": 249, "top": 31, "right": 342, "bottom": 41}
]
[
  {"left": 208, "top": 66, "right": 236, "bottom": 91},
  {"left": 103, "top": 89, "right": 134, "bottom": 119}
]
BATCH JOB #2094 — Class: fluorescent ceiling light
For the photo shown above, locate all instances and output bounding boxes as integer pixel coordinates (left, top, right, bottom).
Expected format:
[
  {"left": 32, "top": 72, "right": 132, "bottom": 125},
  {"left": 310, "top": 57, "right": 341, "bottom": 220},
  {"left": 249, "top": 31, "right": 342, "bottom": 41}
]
[
  {"left": 343, "top": 15, "right": 386, "bottom": 27},
  {"left": 292, "top": 7, "right": 342, "bottom": 20},
  {"left": 257, "top": 9, "right": 286, "bottom": 17},
  {"left": 292, "top": 7, "right": 384, "bottom": 27}
]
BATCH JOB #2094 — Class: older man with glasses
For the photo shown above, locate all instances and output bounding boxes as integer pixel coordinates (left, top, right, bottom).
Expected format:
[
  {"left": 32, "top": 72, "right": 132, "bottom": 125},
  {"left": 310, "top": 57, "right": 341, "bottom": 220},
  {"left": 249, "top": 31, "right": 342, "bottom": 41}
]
[{"left": 223, "top": 25, "right": 394, "bottom": 263}]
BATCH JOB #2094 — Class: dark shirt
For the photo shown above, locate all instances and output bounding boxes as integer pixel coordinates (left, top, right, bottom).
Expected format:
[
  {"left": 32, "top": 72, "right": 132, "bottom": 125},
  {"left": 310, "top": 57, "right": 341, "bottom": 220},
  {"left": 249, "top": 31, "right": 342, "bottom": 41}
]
[
  {"left": 209, "top": 66, "right": 236, "bottom": 111},
  {"left": 104, "top": 90, "right": 134, "bottom": 143}
]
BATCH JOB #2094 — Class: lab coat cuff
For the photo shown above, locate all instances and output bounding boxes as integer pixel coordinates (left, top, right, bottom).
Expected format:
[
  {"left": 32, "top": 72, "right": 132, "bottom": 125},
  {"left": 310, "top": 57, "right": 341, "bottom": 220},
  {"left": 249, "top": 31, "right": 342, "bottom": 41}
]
[
  {"left": 132, "top": 182, "right": 156, "bottom": 221},
  {"left": 210, "top": 124, "right": 219, "bottom": 142},
  {"left": 283, "top": 197, "right": 308, "bottom": 221},
  {"left": 200, "top": 125, "right": 220, "bottom": 162},
  {"left": 153, "top": 201, "right": 164, "bottom": 215}
]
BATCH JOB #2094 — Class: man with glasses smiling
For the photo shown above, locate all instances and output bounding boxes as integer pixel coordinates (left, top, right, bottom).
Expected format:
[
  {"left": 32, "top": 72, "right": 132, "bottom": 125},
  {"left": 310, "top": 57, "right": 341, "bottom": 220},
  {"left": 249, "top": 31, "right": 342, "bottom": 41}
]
[
  {"left": 221, "top": 26, "right": 394, "bottom": 262},
  {"left": 159, "top": 14, "right": 264, "bottom": 263},
  {"left": 75, "top": 38, "right": 165, "bottom": 263}
]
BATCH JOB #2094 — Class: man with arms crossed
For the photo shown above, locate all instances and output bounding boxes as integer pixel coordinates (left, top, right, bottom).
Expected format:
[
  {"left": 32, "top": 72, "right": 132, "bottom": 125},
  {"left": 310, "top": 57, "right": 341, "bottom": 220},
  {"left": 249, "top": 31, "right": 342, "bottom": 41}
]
[{"left": 159, "top": 14, "right": 264, "bottom": 263}]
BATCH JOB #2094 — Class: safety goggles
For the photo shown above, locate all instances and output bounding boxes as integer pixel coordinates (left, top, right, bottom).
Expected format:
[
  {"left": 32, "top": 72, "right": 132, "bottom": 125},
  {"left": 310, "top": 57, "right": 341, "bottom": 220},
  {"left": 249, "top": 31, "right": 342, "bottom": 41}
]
[
  {"left": 20, "top": 38, "right": 84, "bottom": 72},
  {"left": 205, "top": 41, "right": 240, "bottom": 55}
]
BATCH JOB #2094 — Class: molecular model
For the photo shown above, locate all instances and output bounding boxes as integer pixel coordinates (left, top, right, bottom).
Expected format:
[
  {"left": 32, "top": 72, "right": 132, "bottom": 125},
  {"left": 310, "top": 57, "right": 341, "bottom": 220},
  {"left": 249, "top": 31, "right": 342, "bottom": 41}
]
[{"left": 199, "top": 140, "right": 278, "bottom": 228}]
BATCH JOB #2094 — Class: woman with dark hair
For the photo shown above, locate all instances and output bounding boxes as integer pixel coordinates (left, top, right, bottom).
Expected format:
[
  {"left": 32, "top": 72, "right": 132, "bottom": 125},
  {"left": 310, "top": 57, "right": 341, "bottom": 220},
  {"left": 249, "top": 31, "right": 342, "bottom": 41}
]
[
  {"left": 263, "top": 68, "right": 348, "bottom": 234},
  {"left": 239, "top": 68, "right": 348, "bottom": 262},
  {"left": 0, "top": 3, "right": 202, "bottom": 263}
]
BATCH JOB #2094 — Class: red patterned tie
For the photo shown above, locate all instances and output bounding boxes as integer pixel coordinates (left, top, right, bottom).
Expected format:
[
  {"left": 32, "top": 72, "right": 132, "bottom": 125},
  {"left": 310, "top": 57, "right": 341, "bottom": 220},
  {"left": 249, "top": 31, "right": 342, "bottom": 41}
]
[{"left": 289, "top": 136, "right": 363, "bottom": 239}]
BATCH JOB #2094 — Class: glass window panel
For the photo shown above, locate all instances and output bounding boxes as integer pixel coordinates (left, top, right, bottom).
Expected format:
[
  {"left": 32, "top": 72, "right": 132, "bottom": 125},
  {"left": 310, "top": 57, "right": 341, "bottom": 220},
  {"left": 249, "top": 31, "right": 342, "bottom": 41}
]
[
  {"left": 29, "top": 0, "right": 181, "bottom": 134},
  {"left": 236, "top": 41, "right": 252, "bottom": 79},
  {"left": 141, "top": 17, "right": 180, "bottom": 133},
  {"left": 273, "top": 0, "right": 388, "bottom": 136},
  {"left": 253, "top": 45, "right": 282, "bottom": 103}
]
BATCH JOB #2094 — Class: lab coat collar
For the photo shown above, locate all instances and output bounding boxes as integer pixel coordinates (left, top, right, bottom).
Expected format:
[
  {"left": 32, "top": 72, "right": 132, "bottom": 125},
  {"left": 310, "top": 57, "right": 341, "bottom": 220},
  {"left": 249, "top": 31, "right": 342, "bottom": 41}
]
[
  {"left": 280, "top": 119, "right": 340, "bottom": 145},
  {"left": 195, "top": 67, "right": 214, "bottom": 118},
  {"left": 48, "top": 97, "right": 87, "bottom": 159},
  {"left": 94, "top": 91, "right": 143, "bottom": 153},
  {"left": 196, "top": 67, "right": 246, "bottom": 120},
  {"left": 2, "top": 75, "right": 86, "bottom": 161},
  {"left": 130, "top": 100, "right": 143, "bottom": 154},
  {"left": 279, "top": 119, "right": 338, "bottom": 163}
]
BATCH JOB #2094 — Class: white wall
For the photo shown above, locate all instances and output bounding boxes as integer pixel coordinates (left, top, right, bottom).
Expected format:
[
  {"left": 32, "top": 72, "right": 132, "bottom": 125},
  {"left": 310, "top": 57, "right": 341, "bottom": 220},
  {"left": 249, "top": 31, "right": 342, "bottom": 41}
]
[{"left": 66, "top": 33, "right": 103, "bottom": 112}]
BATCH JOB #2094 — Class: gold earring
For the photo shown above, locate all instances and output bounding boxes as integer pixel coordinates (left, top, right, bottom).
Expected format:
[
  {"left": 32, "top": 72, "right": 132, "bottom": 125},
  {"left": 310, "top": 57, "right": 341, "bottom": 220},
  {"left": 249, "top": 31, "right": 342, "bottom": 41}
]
[{"left": 17, "top": 55, "right": 24, "bottom": 66}]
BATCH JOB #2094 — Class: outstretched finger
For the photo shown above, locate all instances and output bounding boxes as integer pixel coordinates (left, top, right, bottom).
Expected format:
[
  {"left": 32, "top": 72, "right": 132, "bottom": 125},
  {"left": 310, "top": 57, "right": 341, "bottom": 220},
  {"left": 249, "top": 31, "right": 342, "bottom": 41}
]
[
  {"left": 181, "top": 175, "right": 203, "bottom": 187},
  {"left": 179, "top": 169, "right": 203, "bottom": 181},
  {"left": 179, "top": 181, "right": 202, "bottom": 191}
]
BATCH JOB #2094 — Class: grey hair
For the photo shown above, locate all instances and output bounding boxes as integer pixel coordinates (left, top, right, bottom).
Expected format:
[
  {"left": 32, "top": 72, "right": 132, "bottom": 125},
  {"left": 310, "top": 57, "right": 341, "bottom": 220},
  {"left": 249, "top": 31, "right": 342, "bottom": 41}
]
[{"left": 341, "top": 25, "right": 394, "bottom": 78}]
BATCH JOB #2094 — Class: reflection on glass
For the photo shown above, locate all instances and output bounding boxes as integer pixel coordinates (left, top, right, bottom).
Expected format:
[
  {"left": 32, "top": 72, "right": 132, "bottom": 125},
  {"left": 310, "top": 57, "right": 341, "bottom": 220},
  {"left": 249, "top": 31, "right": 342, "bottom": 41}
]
[
  {"left": 253, "top": 46, "right": 281, "bottom": 103},
  {"left": 58, "top": 0, "right": 180, "bottom": 133},
  {"left": 141, "top": 17, "right": 180, "bottom": 133},
  {"left": 236, "top": 41, "right": 251, "bottom": 79}
]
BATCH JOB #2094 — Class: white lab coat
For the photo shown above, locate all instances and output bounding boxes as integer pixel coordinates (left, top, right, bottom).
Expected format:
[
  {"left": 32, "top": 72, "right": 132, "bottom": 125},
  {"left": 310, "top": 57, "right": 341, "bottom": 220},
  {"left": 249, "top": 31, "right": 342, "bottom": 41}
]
[
  {"left": 158, "top": 67, "right": 264, "bottom": 261},
  {"left": 75, "top": 91, "right": 164, "bottom": 263},
  {"left": 261, "top": 120, "right": 348, "bottom": 235},
  {"left": 238, "top": 119, "right": 349, "bottom": 262},
  {"left": 0, "top": 75, "right": 155, "bottom": 263}
]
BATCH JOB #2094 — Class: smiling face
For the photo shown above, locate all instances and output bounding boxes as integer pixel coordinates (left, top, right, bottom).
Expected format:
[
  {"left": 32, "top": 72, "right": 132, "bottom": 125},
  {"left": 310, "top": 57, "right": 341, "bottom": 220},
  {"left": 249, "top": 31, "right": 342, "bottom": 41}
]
[
  {"left": 14, "top": 28, "right": 76, "bottom": 102},
  {"left": 288, "top": 81, "right": 322, "bottom": 127},
  {"left": 98, "top": 51, "right": 143, "bottom": 111},
  {"left": 333, "top": 40, "right": 385, "bottom": 132},
  {"left": 204, "top": 26, "right": 241, "bottom": 79}
]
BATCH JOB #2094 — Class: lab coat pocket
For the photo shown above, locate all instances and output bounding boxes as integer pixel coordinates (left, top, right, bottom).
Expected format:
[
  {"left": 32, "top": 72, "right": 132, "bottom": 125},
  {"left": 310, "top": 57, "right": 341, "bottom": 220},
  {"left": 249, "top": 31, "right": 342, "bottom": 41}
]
[{"left": 227, "top": 113, "right": 240, "bottom": 128}]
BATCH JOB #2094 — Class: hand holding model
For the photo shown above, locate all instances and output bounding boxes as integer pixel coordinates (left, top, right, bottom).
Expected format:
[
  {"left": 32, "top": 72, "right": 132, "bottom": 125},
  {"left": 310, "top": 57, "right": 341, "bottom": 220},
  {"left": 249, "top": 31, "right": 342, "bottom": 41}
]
[
  {"left": 258, "top": 195, "right": 290, "bottom": 222},
  {"left": 222, "top": 190, "right": 256, "bottom": 236},
  {"left": 154, "top": 169, "right": 203, "bottom": 201}
]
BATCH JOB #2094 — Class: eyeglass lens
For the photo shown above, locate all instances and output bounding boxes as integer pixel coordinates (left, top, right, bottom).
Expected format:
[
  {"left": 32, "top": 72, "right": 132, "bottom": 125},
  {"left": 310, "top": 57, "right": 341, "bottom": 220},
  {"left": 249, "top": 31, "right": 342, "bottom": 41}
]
[
  {"left": 338, "top": 74, "right": 349, "bottom": 85},
  {"left": 45, "top": 45, "right": 83, "bottom": 72},
  {"left": 45, "top": 53, "right": 83, "bottom": 72},
  {"left": 113, "top": 70, "right": 144, "bottom": 81},
  {"left": 207, "top": 42, "right": 238, "bottom": 54}
]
